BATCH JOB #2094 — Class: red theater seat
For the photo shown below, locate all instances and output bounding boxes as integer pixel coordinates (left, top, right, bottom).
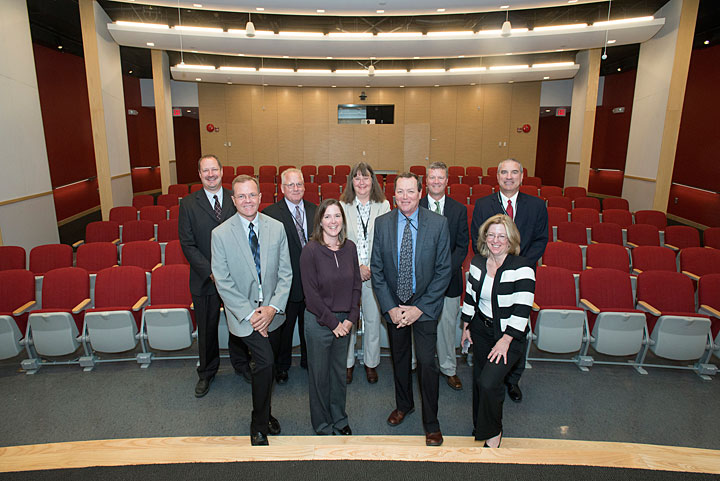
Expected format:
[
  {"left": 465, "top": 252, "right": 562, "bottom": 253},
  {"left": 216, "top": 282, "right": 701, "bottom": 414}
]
[
  {"left": 0, "top": 246, "right": 26, "bottom": 271},
  {"left": 631, "top": 246, "right": 677, "bottom": 275}
]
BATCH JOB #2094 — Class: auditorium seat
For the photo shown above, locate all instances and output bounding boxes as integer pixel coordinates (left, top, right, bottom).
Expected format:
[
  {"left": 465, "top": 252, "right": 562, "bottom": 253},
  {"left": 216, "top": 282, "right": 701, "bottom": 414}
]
[
  {"left": 448, "top": 184, "right": 470, "bottom": 204},
  {"left": 636, "top": 271, "right": 713, "bottom": 378},
  {"left": 313, "top": 174, "right": 330, "bottom": 185},
  {"left": 0, "top": 246, "right": 26, "bottom": 271},
  {"left": 190, "top": 184, "right": 203, "bottom": 193},
  {"left": 590, "top": 222, "right": 623, "bottom": 246},
  {"left": 157, "top": 194, "right": 179, "bottom": 208},
  {"left": 579, "top": 268, "right": 648, "bottom": 371},
  {"left": 573, "top": 197, "right": 601, "bottom": 211},
  {"left": 132, "top": 194, "right": 154, "bottom": 209},
  {"left": 30, "top": 244, "right": 73, "bottom": 276},
  {"left": 602, "top": 197, "right": 630, "bottom": 211},
  {"left": 168, "top": 205, "right": 179, "bottom": 219},
  {"left": 260, "top": 202, "right": 272, "bottom": 212},
  {"left": 120, "top": 220, "right": 155, "bottom": 243},
  {"left": 385, "top": 174, "right": 397, "bottom": 184},
  {"left": 461, "top": 175, "right": 480, "bottom": 186},
  {"left": 470, "top": 184, "right": 492, "bottom": 201},
  {"left": 571, "top": 208, "right": 600, "bottom": 228},
  {"left": 519, "top": 185, "right": 540, "bottom": 197},
  {"left": 448, "top": 166, "right": 464, "bottom": 177},
  {"left": 466, "top": 204, "right": 473, "bottom": 234},
  {"left": 23, "top": 267, "right": 90, "bottom": 373},
  {"left": 259, "top": 183, "right": 276, "bottom": 203},
  {"left": 626, "top": 224, "right": 661, "bottom": 248},
  {"left": 304, "top": 182, "right": 320, "bottom": 204},
  {"left": 335, "top": 165, "right": 351, "bottom": 179},
  {"left": 447, "top": 174, "right": 460, "bottom": 186},
  {"left": 163, "top": 240, "right": 189, "bottom": 266},
  {"left": 564, "top": 186, "right": 587, "bottom": 200},
  {"left": 663, "top": 225, "right": 700, "bottom": 251},
  {"left": 109, "top": 206, "right": 138, "bottom": 224},
  {"left": 547, "top": 207, "right": 570, "bottom": 242},
  {"left": 142, "top": 264, "right": 195, "bottom": 353},
  {"left": 222, "top": 166, "right": 235, "bottom": 180},
  {"left": 76, "top": 242, "right": 118, "bottom": 275},
  {"left": 375, "top": 174, "right": 384, "bottom": 187},
  {"left": 541, "top": 242, "right": 583, "bottom": 275},
  {"left": 320, "top": 182, "right": 341, "bottom": 200},
  {"left": 82, "top": 266, "right": 148, "bottom": 367},
  {"left": 168, "top": 184, "right": 189, "bottom": 197},
  {"left": 486, "top": 167, "right": 498, "bottom": 178},
  {"left": 540, "top": 186, "right": 563, "bottom": 199},
  {"left": 300, "top": 165, "right": 317, "bottom": 182},
  {"left": 480, "top": 175, "right": 495, "bottom": 186},
  {"left": 698, "top": 274, "right": 720, "bottom": 362},
  {"left": 222, "top": 182, "right": 231, "bottom": 191},
  {"left": 466, "top": 166, "right": 482, "bottom": 178},
  {"left": 0, "top": 269, "right": 35, "bottom": 361},
  {"left": 635, "top": 210, "right": 667, "bottom": 230},
  {"left": 121, "top": 241, "right": 162, "bottom": 275},
  {"left": 556, "top": 221, "right": 589, "bottom": 245},
  {"left": 71, "top": 221, "right": 119, "bottom": 249},
  {"left": 528, "top": 266, "right": 589, "bottom": 370},
  {"left": 586, "top": 243, "right": 631, "bottom": 273},
  {"left": 157, "top": 219, "right": 179, "bottom": 243},
  {"left": 703, "top": 227, "right": 720, "bottom": 249},
  {"left": 410, "top": 165, "right": 426, "bottom": 177},
  {"left": 679, "top": 247, "right": 720, "bottom": 281},
  {"left": 523, "top": 176, "right": 542, "bottom": 187},
  {"left": 547, "top": 196, "right": 572, "bottom": 212},
  {"left": 317, "top": 165, "right": 333, "bottom": 177},
  {"left": 602, "top": 209, "right": 634, "bottom": 229},
  {"left": 258, "top": 165, "right": 277, "bottom": 183},
  {"left": 278, "top": 165, "right": 295, "bottom": 177},
  {"left": 139, "top": 205, "right": 168, "bottom": 223},
  {"left": 631, "top": 246, "right": 677, "bottom": 275},
  {"left": 236, "top": 165, "right": 254, "bottom": 176}
]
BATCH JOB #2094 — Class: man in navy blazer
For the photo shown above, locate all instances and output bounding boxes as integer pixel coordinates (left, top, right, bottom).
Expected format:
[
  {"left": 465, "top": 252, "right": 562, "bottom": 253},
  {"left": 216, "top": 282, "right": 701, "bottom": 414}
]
[
  {"left": 372, "top": 172, "right": 451, "bottom": 446},
  {"left": 470, "top": 159, "right": 548, "bottom": 403},
  {"left": 420, "top": 162, "right": 469, "bottom": 391}
]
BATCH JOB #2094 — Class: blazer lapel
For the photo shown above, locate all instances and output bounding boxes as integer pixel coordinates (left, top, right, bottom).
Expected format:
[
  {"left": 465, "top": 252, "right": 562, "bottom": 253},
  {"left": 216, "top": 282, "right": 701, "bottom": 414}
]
[
  {"left": 390, "top": 209, "right": 399, "bottom": 271},
  {"left": 258, "top": 214, "right": 271, "bottom": 282},
  {"left": 196, "top": 190, "right": 217, "bottom": 220},
  {"left": 414, "top": 208, "right": 427, "bottom": 270},
  {"left": 221, "top": 188, "right": 236, "bottom": 221}
]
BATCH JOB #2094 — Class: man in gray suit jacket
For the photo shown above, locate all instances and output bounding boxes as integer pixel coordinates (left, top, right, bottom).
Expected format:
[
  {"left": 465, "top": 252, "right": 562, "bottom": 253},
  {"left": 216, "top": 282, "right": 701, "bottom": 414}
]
[
  {"left": 211, "top": 175, "right": 292, "bottom": 446},
  {"left": 371, "top": 172, "right": 451, "bottom": 447}
]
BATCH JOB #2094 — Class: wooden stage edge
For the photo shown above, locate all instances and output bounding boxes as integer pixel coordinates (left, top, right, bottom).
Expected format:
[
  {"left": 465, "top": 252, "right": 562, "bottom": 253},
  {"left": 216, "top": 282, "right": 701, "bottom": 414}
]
[{"left": 1, "top": 436, "right": 719, "bottom": 474}]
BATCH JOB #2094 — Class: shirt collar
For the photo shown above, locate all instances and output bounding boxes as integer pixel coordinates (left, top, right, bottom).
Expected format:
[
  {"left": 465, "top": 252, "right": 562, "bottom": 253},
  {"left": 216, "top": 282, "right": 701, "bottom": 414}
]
[
  {"left": 499, "top": 191, "right": 519, "bottom": 207},
  {"left": 284, "top": 197, "right": 304, "bottom": 213},
  {"left": 204, "top": 188, "right": 223, "bottom": 206},
  {"left": 237, "top": 212, "right": 260, "bottom": 231}
]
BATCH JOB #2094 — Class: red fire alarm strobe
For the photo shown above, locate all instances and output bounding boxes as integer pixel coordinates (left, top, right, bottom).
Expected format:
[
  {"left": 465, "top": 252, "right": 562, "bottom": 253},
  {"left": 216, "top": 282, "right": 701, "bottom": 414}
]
[
  {"left": 206, "top": 123, "right": 215, "bottom": 132},
  {"left": 522, "top": 124, "right": 531, "bottom": 133}
]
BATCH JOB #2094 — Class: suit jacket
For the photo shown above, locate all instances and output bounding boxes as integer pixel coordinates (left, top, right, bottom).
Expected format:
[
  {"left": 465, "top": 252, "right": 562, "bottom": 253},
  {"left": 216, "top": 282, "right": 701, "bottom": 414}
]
[
  {"left": 178, "top": 187, "right": 236, "bottom": 297},
  {"left": 420, "top": 195, "right": 469, "bottom": 298},
  {"left": 211, "top": 213, "right": 292, "bottom": 337},
  {"left": 262, "top": 199, "right": 317, "bottom": 303},
  {"left": 470, "top": 192, "right": 548, "bottom": 266},
  {"left": 371, "top": 207, "right": 452, "bottom": 322},
  {"left": 341, "top": 199, "right": 391, "bottom": 265}
]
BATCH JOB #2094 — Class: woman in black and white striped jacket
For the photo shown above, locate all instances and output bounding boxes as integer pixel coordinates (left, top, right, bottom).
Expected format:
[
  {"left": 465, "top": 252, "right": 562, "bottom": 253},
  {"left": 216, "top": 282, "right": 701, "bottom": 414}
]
[{"left": 460, "top": 213, "right": 535, "bottom": 448}]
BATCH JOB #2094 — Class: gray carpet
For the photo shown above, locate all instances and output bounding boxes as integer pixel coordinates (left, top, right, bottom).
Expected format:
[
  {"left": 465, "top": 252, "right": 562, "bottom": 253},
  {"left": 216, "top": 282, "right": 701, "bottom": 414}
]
[{"left": 1, "top": 348, "right": 719, "bottom": 450}]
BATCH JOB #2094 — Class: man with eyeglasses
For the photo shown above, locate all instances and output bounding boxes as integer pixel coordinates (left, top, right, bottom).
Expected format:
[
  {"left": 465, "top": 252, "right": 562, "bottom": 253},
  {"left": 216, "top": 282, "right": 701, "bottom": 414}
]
[
  {"left": 470, "top": 158, "right": 548, "bottom": 403},
  {"left": 263, "top": 168, "right": 317, "bottom": 383},
  {"left": 211, "top": 174, "right": 292, "bottom": 445}
]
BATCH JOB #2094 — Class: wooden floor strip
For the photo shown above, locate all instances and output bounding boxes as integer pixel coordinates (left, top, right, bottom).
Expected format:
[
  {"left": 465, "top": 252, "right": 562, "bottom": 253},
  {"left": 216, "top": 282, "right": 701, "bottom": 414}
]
[{"left": 1, "top": 436, "right": 718, "bottom": 474}]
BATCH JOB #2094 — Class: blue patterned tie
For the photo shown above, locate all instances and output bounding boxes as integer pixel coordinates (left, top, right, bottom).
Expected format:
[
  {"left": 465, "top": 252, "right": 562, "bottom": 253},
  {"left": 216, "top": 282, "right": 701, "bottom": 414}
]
[
  {"left": 249, "top": 222, "right": 261, "bottom": 284},
  {"left": 397, "top": 217, "right": 413, "bottom": 303}
]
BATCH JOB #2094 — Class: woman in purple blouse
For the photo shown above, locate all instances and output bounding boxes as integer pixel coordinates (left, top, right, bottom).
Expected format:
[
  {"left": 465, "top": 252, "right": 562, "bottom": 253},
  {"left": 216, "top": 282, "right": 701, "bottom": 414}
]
[{"left": 300, "top": 198, "right": 362, "bottom": 435}]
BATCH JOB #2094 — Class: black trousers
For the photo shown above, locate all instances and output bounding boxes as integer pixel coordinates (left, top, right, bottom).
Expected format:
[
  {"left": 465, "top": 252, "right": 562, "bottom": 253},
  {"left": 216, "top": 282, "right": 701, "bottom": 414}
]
[
  {"left": 470, "top": 321, "right": 523, "bottom": 441},
  {"left": 269, "top": 299, "right": 306, "bottom": 372},
  {"left": 231, "top": 330, "right": 274, "bottom": 435},
  {"left": 505, "top": 335, "right": 526, "bottom": 385},
  {"left": 386, "top": 319, "right": 440, "bottom": 433},
  {"left": 193, "top": 293, "right": 250, "bottom": 380}
]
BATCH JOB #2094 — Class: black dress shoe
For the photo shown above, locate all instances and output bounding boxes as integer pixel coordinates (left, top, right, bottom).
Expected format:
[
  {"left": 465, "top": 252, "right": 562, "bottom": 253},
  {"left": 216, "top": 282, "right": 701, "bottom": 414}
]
[
  {"left": 194, "top": 377, "right": 213, "bottom": 398},
  {"left": 506, "top": 383, "right": 523, "bottom": 403},
  {"left": 250, "top": 432, "right": 269, "bottom": 446},
  {"left": 268, "top": 416, "right": 281, "bottom": 435},
  {"left": 275, "top": 370, "right": 288, "bottom": 384},
  {"left": 337, "top": 425, "right": 352, "bottom": 435}
]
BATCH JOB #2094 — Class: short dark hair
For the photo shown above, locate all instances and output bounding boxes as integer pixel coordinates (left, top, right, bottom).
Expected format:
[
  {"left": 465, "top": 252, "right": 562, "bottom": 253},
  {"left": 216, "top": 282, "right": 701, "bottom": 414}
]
[
  {"left": 198, "top": 154, "right": 222, "bottom": 171},
  {"left": 310, "top": 198, "right": 347, "bottom": 247},
  {"left": 340, "top": 162, "right": 385, "bottom": 204},
  {"left": 395, "top": 172, "right": 422, "bottom": 191}
]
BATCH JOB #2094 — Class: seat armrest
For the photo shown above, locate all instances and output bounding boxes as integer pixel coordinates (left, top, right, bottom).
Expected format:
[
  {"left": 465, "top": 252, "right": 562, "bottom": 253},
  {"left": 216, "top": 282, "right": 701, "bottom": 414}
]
[
  {"left": 112, "top": 238, "right": 120, "bottom": 245},
  {"left": 190, "top": 302, "right": 194, "bottom": 310},
  {"left": 632, "top": 268, "right": 643, "bottom": 275},
  {"left": 681, "top": 270, "right": 700, "bottom": 281},
  {"left": 72, "top": 240, "right": 84, "bottom": 248},
  {"left": 699, "top": 304, "right": 720, "bottom": 318},
  {"left": 13, "top": 301, "right": 36, "bottom": 316},
  {"left": 151, "top": 263, "right": 162, "bottom": 272},
  {"left": 532, "top": 302, "right": 540, "bottom": 312},
  {"left": 132, "top": 296, "right": 149, "bottom": 311},
  {"left": 637, "top": 300, "right": 661, "bottom": 316},
  {"left": 72, "top": 298, "right": 92, "bottom": 314},
  {"left": 626, "top": 241, "right": 639, "bottom": 248},
  {"left": 664, "top": 243, "right": 679, "bottom": 252},
  {"left": 579, "top": 298, "right": 600, "bottom": 314},
  {"left": 149, "top": 237, "right": 156, "bottom": 242}
]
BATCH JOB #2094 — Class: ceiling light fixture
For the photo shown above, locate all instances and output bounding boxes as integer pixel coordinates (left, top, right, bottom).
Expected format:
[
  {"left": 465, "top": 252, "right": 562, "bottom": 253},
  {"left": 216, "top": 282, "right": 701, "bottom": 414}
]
[
  {"left": 543, "top": 76, "right": 550, "bottom": 79},
  {"left": 115, "top": 21, "right": 169, "bottom": 29},
  {"left": 534, "top": 23, "right": 587, "bottom": 31},
  {"left": 218, "top": 66, "right": 256, "bottom": 71},
  {"left": 410, "top": 68, "right": 446, "bottom": 73},
  {"left": 178, "top": 64, "right": 215, "bottom": 69},
  {"left": 607, "top": 39, "right": 617, "bottom": 44},
  {"left": 594, "top": 16, "right": 654, "bottom": 27},
  {"left": 448, "top": 67, "right": 487, "bottom": 72},
  {"left": 328, "top": 32, "right": 373, "bottom": 38},
  {"left": 195, "top": 78, "right": 202, "bottom": 81},
  {"left": 532, "top": 62, "right": 574, "bottom": 68},
  {"left": 146, "top": 42, "right": 155, "bottom": 46},
  {"left": 437, "top": 8, "right": 446, "bottom": 12},
  {"left": 501, "top": 8, "right": 512, "bottom": 37},
  {"left": 193, "top": 3, "right": 202, "bottom": 7},
  {"left": 427, "top": 31, "right": 474, "bottom": 37},
  {"left": 245, "top": 13, "right": 256, "bottom": 37},
  {"left": 256, "top": 7, "right": 264, "bottom": 11},
  {"left": 489, "top": 65, "right": 529, "bottom": 70},
  {"left": 376, "top": 9, "right": 385, "bottom": 13},
  {"left": 278, "top": 31, "right": 324, "bottom": 37},
  {"left": 174, "top": 25, "right": 223, "bottom": 33},
  {"left": 368, "top": 64, "right": 376, "bottom": 76},
  {"left": 704, "top": 40, "right": 710, "bottom": 45},
  {"left": 377, "top": 32, "right": 422, "bottom": 37},
  {"left": 317, "top": 9, "right": 325, "bottom": 13}
]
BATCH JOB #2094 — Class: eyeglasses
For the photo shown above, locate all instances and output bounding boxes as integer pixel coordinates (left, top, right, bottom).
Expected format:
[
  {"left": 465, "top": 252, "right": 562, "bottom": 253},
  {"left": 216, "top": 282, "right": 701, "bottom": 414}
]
[
  {"left": 283, "top": 182, "right": 304, "bottom": 189},
  {"left": 234, "top": 193, "right": 259, "bottom": 201},
  {"left": 486, "top": 233, "right": 507, "bottom": 241}
]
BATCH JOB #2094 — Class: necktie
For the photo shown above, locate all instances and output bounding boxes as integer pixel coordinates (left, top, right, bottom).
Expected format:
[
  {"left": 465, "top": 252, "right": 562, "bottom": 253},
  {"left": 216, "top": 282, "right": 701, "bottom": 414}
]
[
  {"left": 213, "top": 195, "right": 222, "bottom": 221},
  {"left": 506, "top": 199, "right": 514, "bottom": 220},
  {"left": 434, "top": 200, "right": 441, "bottom": 214},
  {"left": 294, "top": 205, "right": 306, "bottom": 247},
  {"left": 397, "top": 217, "right": 413, "bottom": 303},
  {"left": 248, "top": 222, "right": 261, "bottom": 283}
]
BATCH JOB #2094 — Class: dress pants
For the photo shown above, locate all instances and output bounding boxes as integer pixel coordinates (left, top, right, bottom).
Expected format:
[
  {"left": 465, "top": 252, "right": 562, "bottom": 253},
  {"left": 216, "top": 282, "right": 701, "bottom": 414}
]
[
  {"left": 470, "top": 321, "right": 523, "bottom": 441},
  {"left": 193, "top": 293, "right": 250, "bottom": 379},
  {"left": 505, "top": 336, "right": 527, "bottom": 386},
  {"left": 346, "top": 281, "right": 383, "bottom": 369},
  {"left": 436, "top": 296, "right": 461, "bottom": 377},
  {"left": 305, "top": 310, "right": 351, "bottom": 435},
  {"left": 270, "top": 299, "right": 306, "bottom": 372},
  {"left": 387, "top": 318, "right": 440, "bottom": 433},
  {"left": 232, "top": 330, "right": 274, "bottom": 435}
]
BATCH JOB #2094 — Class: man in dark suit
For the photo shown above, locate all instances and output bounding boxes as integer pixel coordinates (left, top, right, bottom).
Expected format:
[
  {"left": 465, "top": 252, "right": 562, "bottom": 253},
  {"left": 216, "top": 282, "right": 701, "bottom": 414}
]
[
  {"left": 470, "top": 158, "right": 548, "bottom": 403},
  {"left": 178, "top": 155, "right": 249, "bottom": 398},
  {"left": 263, "top": 168, "right": 317, "bottom": 383},
  {"left": 371, "top": 172, "right": 451, "bottom": 447},
  {"left": 420, "top": 162, "right": 469, "bottom": 391}
]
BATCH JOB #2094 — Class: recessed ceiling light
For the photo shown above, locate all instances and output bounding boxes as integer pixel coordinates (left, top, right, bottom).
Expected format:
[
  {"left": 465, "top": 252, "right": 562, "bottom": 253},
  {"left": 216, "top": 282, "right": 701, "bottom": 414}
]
[
  {"left": 607, "top": 39, "right": 616, "bottom": 44},
  {"left": 193, "top": 3, "right": 202, "bottom": 7},
  {"left": 500, "top": 5, "right": 510, "bottom": 9},
  {"left": 434, "top": 84, "right": 440, "bottom": 87},
  {"left": 256, "top": 7, "right": 264, "bottom": 11},
  {"left": 413, "top": 56, "right": 420, "bottom": 59},
  {"left": 437, "top": 8, "right": 446, "bottom": 12},
  {"left": 508, "top": 80, "right": 514, "bottom": 83},
  {"left": 399, "top": 85, "right": 405, "bottom": 88},
  {"left": 298, "top": 84, "right": 303, "bottom": 87},
  {"left": 568, "top": 0, "right": 577, "bottom": 3},
  {"left": 196, "top": 78, "right": 202, "bottom": 81},
  {"left": 545, "top": 109, "right": 551, "bottom": 112},
  {"left": 543, "top": 76, "right": 550, "bottom": 79},
  {"left": 227, "top": 81, "right": 232, "bottom": 84},
  {"left": 326, "top": 56, "right": 333, "bottom": 59},
  {"left": 365, "top": 84, "right": 370, "bottom": 87},
  {"left": 237, "top": 53, "right": 244, "bottom": 56},
  {"left": 331, "top": 85, "right": 337, "bottom": 87},
  {"left": 263, "top": 83, "right": 268, "bottom": 86},
  {"left": 317, "top": 9, "right": 325, "bottom": 13},
  {"left": 470, "top": 82, "right": 476, "bottom": 85},
  {"left": 376, "top": 9, "right": 385, "bottom": 13},
  {"left": 458, "top": 55, "right": 465, "bottom": 58},
  {"left": 128, "top": 70, "right": 133, "bottom": 74},
  {"left": 617, "top": 67, "right": 622, "bottom": 71},
  {"left": 506, "top": 53, "right": 513, "bottom": 55},
  {"left": 704, "top": 40, "right": 710, "bottom": 45},
  {"left": 146, "top": 42, "right": 155, "bottom": 47},
  {"left": 187, "top": 109, "right": 192, "bottom": 112},
  {"left": 283, "top": 55, "right": 289, "bottom": 58},
  {"left": 370, "top": 57, "right": 376, "bottom": 60}
]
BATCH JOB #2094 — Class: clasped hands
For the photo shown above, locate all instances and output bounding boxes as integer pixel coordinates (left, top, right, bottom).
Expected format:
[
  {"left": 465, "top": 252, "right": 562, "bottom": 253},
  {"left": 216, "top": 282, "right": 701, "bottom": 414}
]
[
  {"left": 388, "top": 305, "right": 422, "bottom": 328},
  {"left": 250, "top": 306, "right": 277, "bottom": 337},
  {"left": 332, "top": 320, "right": 354, "bottom": 338}
]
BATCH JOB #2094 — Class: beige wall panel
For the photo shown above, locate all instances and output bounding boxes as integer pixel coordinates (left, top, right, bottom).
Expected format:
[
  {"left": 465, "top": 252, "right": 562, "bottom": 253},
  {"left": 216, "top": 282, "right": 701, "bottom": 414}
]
[
  {"left": 250, "top": 86, "right": 278, "bottom": 125},
  {"left": 351, "top": 125, "right": 380, "bottom": 166},
  {"left": 429, "top": 124, "right": 457, "bottom": 165},
  {"left": 429, "top": 87, "right": 458, "bottom": 165},
  {"left": 327, "top": 89, "right": 356, "bottom": 123},
  {"left": 454, "top": 124, "right": 484, "bottom": 168},
  {"left": 378, "top": 124, "right": 405, "bottom": 172},
  {"left": 508, "top": 82, "right": 541, "bottom": 174},
  {"left": 276, "top": 87, "right": 303, "bottom": 124},
  {"left": 251, "top": 122, "right": 279, "bottom": 166},
  {"left": 277, "top": 123, "right": 304, "bottom": 166},
  {"left": 327, "top": 125, "right": 354, "bottom": 166},
  {"left": 404, "top": 124, "right": 431, "bottom": 170},
  {"left": 225, "top": 85, "right": 253, "bottom": 125},
  {"left": 303, "top": 88, "right": 329, "bottom": 123},
  {"left": 225, "top": 123, "right": 254, "bottom": 165},
  {"left": 304, "top": 122, "right": 330, "bottom": 165},
  {"left": 481, "top": 84, "right": 512, "bottom": 167},
  {"left": 198, "top": 83, "right": 229, "bottom": 162},
  {"left": 456, "top": 86, "right": 484, "bottom": 124},
  {"left": 404, "top": 88, "right": 431, "bottom": 124}
]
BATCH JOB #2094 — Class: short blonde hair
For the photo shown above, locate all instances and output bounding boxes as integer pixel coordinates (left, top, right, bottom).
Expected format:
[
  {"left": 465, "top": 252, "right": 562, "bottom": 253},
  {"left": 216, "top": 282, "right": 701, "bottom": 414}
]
[{"left": 477, "top": 214, "right": 521, "bottom": 257}]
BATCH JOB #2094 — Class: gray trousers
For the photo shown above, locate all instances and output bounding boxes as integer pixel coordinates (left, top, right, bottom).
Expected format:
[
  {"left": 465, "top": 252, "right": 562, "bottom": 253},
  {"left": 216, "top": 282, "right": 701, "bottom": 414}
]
[
  {"left": 305, "top": 310, "right": 352, "bottom": 435},
  {"left": 346, "top": 280, "right": 384, "bottom": 369},
  {"left": 436, "top": 296, "right": 461, "bottom": 376}
]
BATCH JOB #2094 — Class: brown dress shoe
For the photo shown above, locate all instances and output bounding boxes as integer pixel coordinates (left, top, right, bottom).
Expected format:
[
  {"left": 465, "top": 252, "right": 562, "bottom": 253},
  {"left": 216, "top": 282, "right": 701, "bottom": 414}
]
[
  {"left": 387, "top": 408, "right": 414, "bottom": 426},
  {"left": 425, "top": 431, "right": 444, "bottom": 446},
  {"left": 445, "top": 374, "right": 463, "bottom": 390},
  {"left": 365, "top": 366, "right": 378, "bottom": 384},
  {"left": 346, "top": 366, "right": 354, "bottom": 384}
]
